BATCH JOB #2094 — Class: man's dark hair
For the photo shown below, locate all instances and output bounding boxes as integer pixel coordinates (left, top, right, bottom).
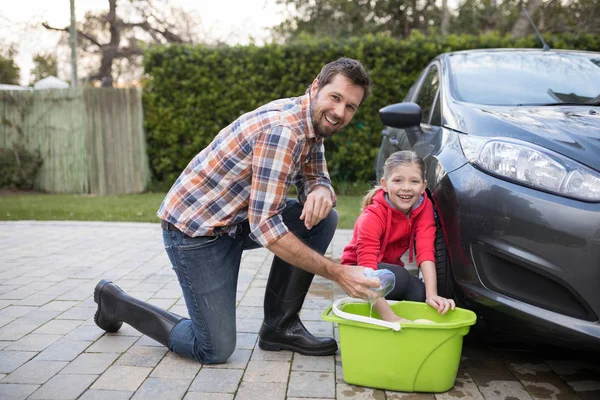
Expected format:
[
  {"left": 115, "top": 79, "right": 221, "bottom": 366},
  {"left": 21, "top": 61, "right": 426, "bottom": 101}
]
[{"left": 314, "top": 57, "right": 373, "bottom": 104}]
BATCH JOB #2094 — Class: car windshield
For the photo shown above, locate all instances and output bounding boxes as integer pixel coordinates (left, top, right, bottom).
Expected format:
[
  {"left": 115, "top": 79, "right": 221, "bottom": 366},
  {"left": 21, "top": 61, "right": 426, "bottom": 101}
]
[{"left": 448, "top": 51, "right": 600, "bottom": 106}]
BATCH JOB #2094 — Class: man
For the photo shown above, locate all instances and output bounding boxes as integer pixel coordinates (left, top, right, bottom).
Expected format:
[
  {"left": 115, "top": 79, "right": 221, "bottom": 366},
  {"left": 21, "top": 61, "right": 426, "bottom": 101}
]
[{"left": 93, "top": 57, "right": 380, "bottom": 363}]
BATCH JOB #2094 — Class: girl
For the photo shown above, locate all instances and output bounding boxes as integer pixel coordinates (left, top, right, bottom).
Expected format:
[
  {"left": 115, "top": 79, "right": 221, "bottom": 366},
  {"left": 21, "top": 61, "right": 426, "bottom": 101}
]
[{"left": 341, "top": 150, "right": 455, "bottom": 322}]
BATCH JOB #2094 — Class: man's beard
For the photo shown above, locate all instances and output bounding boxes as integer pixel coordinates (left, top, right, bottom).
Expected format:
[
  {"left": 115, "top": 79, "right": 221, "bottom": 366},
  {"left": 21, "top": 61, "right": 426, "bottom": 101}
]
[
  {"left": 312, "top": 114, "right": 336, "bottom": 139},
  {"left": 311, "top": 93, "right": 338, "bottom": 139}
]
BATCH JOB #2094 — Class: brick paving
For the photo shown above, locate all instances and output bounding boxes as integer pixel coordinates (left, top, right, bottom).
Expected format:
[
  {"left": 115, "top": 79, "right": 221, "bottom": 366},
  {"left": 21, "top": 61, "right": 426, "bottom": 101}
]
[{"left": 1, "top": 221, "right": 599, "bottom": 400}]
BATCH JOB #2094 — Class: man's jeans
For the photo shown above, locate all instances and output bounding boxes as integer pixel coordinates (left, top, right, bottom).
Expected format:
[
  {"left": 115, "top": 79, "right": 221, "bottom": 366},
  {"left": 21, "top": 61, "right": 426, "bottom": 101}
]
[{"left": 162, "top": 199, "right": 338, "bottom": 363}]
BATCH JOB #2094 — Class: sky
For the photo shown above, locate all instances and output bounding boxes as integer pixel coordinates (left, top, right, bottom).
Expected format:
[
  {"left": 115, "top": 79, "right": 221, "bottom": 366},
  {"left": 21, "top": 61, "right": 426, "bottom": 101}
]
[{"left": 0, "top": 0, "right": 286, "bottom": 85}]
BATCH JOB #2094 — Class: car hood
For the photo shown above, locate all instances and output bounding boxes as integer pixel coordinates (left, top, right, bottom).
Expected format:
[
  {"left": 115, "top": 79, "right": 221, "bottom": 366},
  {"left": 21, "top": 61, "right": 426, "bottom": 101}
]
[{"left": 447, "top": 104, "right": 600, "bottom": 171}]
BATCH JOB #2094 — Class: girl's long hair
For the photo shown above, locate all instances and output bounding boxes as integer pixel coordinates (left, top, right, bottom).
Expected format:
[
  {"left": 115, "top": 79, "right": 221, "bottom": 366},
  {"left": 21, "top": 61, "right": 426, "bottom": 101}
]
[{"left": 362, "top": 150, "right": 426, "bottom": 210}]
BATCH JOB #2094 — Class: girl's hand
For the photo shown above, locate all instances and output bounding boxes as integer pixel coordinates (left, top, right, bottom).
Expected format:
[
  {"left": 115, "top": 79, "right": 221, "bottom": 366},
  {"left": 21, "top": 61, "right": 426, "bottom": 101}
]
[
  {"left": 373, "top": 298, "right": 412, "bottom": 323},
  {"left": 426, "top": 295, "right": 456, "bottom": 315}
]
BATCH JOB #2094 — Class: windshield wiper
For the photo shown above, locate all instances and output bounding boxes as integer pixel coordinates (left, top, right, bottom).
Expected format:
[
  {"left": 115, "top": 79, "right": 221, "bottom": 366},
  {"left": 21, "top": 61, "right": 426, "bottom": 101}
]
[{"left": 535, "top": 100, "right": 600, "bottom": 106}]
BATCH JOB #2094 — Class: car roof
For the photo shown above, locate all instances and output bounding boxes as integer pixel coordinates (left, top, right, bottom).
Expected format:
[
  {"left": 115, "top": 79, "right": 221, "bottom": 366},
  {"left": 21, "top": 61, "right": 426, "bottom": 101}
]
[{"left": 437, "top": 48, "right": 600, "bottom": 61}]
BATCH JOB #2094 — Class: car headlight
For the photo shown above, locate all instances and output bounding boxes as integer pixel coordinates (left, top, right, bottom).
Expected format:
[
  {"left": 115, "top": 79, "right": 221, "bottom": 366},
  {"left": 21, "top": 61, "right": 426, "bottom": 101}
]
[{"left": 458, "top": 135, "right": 600, "bottom": 202}]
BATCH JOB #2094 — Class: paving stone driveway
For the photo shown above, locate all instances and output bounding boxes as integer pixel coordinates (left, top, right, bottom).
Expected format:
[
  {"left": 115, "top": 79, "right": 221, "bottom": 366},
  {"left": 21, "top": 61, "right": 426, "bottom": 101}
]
[{"left": 0, "top": 221, "right": 599, "bottom": 400}]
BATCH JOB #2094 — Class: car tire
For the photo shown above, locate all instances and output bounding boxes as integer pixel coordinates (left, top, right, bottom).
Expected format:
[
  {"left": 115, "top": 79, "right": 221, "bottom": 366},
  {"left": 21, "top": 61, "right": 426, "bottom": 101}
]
[{"left": 434, "top": 206, "right": 454, "bottom": 299}]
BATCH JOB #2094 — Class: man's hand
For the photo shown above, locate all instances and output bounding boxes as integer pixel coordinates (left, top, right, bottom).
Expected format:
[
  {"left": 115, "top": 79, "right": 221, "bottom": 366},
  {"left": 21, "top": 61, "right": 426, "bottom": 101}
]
[
  {"left": 330, "top": 264, "right": 381, "bottom": 300},
  {"left": 267, "top": 233, "right": 379, "bottom": 300},
  {"left": 300, "top": 186, "right": 333, "bottom": 229}
]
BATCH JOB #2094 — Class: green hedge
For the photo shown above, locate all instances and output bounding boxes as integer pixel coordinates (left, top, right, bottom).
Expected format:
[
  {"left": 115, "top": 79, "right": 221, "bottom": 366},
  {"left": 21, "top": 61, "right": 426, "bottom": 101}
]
[
  {"left": 143, "top": 32, "right": 599, "bottom": 185},
  {"left": 0, "top": 145, "right": 43, "bottom": 190}
]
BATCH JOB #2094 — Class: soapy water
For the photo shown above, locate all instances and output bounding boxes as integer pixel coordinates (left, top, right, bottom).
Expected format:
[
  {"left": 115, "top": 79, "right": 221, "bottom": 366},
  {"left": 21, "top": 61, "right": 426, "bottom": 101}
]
[
  {"left": 363, "top": 268, "right": 437, "bottom": 324},
  {"left": 363, "top": 268, "right": 396, "bottom": 318}
]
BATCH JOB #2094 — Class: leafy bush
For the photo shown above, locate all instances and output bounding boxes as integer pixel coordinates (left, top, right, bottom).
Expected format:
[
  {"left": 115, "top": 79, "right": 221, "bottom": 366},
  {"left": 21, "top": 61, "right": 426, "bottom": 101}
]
[
  {"left": 143, "top": 32, "right": 599, "bottom": 185},
  {"left": 0, "top": 145, "right": 43, "bottom": 189}
]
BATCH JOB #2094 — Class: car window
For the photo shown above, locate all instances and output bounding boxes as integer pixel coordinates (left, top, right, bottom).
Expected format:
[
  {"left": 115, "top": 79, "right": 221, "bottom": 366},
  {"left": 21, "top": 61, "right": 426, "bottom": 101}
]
[
  {"left": 430, "top": 92, "right": 441, "bottom": 126},
  {"left": 449, "top": 52, "right": 600, "bottom": 106},
  {"left": 404, "top": 78, "right": 421, "bottom": 101},
  {"left": 414, "top": 65, "right": 440, "bottom": 124}
]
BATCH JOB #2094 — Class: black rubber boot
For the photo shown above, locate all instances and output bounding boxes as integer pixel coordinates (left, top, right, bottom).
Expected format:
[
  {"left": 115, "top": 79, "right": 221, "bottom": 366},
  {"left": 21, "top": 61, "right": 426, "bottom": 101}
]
[
  {"left": 93, "top": 279, "right": 184, "bottom": 348},
  {"left": 258, "top": 262, "right": 338, "bottom": 356}
]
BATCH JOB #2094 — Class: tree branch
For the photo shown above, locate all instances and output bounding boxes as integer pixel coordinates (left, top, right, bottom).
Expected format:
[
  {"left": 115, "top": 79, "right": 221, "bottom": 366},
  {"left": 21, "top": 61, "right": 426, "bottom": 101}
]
[
  {"left": 115, "top": 47, "right": 144, "bottom": 57},
  {"left": 121, "top": 20, "right": 185, "bottom": 43},
  {"left": 42, "top": 22, "right": 104, "bottom": 48}
]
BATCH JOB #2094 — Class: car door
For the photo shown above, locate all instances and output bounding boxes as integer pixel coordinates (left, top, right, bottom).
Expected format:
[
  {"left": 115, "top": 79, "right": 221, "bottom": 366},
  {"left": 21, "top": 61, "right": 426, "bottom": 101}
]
[
  {"left": 376, "top": 62, "right": 443, "bottom": 179},
  {"left": 406, "top": 63, "right": 443, "bottom": 156}
]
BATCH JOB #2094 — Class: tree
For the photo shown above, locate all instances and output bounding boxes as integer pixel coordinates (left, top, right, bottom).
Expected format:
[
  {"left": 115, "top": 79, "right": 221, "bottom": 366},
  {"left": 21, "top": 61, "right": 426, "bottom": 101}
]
[
  {"left": 441, "top": 0, "right": 450, "bottom": 35},
  {"left": 537, "top": 0, "right": 600, "bottom": 34},
  {"left": 451, "top": 0, "right": 520, "bottom": 35},
  {"left": 273, "top": 0, "right": 378, "bottom": 41},
  {"left": 510, "top": 0, "right": 600, "bottom": 38},
  {"left": 29, "top": 52, "right": 58, "bottom": 85},
  {"left": 43, "top": 0, "right": 200, "bottom": 87},
  {"left": 373, "top": 0, "right": 441, "bottom": 38},
  {"left": 511, "top": 0, "right": 544, "bottom": 37},
  {"left": 273, "top": 0, "right": 442, "bottom": 41},
  {"left": 273, "top": 0, "right": 598, "bottom": 40},
  {"left": 0, "top": 45, "right": 20, "bottom": 85}
]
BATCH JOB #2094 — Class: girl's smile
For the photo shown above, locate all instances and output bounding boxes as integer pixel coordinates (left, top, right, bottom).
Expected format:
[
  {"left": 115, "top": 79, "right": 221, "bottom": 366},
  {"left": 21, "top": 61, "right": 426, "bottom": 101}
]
[{"left": 381, "top": 164, "right": 427, "bottom": 214}]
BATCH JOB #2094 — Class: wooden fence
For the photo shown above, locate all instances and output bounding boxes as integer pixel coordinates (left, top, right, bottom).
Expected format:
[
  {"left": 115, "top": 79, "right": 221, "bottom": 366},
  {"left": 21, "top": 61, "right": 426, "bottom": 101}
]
[{"left": 0, "top": 87, "right": 150, "bottom": 195}]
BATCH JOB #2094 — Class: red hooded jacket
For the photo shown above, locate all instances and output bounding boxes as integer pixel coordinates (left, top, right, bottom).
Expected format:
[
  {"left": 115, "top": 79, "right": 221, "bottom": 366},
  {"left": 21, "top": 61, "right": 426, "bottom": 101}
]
[{"left": 341, "top": 189, "right": 436, "bottom": 270}]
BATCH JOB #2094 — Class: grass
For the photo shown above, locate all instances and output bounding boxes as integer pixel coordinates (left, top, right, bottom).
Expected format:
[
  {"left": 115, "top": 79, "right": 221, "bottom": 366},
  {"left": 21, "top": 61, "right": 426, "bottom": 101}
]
[{"left": 0, "top": 192, "right": 363, "bottom": 229}]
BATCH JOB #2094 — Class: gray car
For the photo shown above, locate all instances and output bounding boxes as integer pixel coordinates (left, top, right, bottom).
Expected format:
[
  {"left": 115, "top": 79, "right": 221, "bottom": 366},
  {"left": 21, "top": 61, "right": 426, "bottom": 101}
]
[{"left": 376, "top": 48, "right": 600, "bottom": 350}]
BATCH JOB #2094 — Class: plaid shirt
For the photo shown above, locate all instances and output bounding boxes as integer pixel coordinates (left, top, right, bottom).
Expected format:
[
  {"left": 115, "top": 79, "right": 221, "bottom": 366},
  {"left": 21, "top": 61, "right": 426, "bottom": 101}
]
[{"left": 157, "top": 94, "right": 336, "bottom": 247}]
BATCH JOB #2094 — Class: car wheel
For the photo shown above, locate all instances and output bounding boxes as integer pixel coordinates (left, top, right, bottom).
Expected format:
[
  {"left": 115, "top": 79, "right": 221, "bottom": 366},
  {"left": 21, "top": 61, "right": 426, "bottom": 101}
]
[{"left": 434, "top": 206, "right": 454, "bottom": 299}]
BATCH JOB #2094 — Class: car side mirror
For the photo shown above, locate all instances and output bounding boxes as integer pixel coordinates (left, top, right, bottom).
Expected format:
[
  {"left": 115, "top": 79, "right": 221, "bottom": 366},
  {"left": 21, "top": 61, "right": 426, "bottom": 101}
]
[{"left": 379, "top": 102, "right": 422, "bottom": 129}]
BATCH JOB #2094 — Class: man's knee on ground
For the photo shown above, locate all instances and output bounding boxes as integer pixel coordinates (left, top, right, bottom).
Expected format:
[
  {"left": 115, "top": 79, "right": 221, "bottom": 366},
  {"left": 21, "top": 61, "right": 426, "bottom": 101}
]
[{"left": 193, "top": 336, "right": 236, "bottom": 365}]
